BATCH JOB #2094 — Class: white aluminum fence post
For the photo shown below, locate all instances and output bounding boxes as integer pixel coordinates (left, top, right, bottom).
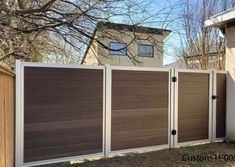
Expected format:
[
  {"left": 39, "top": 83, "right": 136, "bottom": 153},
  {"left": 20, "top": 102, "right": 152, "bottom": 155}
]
[
  {"left": 169, "top": 68, "right": 178, "bottom": 148},
  {"left": 15, "top": 60, "right": 24, "bottom": 167},
  {"left": 169, "top": 68, "right": 173, "bottom": 148},
  {"left": 209, "top": 70, "right": 214, "bottom": 142},
  {"left": 212, "top": 70, "right": 217, "bottom": 142},
  {"left": 173, "top": 68, "right": 178, "bottom": 147},
  {"left": 105, "top": 65, "right": 112, "bottom": 157}
]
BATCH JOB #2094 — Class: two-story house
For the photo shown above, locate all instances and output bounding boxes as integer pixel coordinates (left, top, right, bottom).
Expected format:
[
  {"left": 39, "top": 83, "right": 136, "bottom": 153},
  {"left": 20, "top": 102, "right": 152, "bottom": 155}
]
[
  {"left": 205, "top": 7, "right": 235, "bottom": 141},
  {"left": 81, "top": 22, "right": 171, "bottom": 67}
]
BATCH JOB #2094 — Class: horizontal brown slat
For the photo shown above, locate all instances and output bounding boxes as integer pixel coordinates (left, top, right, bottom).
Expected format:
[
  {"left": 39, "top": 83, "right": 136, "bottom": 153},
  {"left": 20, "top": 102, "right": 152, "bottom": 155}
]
[
  {"left": 25, "top": 119, "right": 102, "bottom": 132},
  {"left": 24, "top": 133, "right": 102, "bottom": 149},
  {"left": 178, "top": 112, "right": 209, "bottom": 120},
  {"left": 25, "top": 111, "right": 102, "bottom": 123},
  {"left": 25, "top": 126, "right": 102, "bottom": 141},
  {"left": 24, "top": 142, "right": 102, "bottom": 162},
  {"left": 178, "top": 130, "right": 208, "bottom": 142},
  {"left": 111, "top": 136, "right": 168, "bottom": 151},
  {"left": 112, "top": 128, "right": 168, "bottom": 140},
  {"left": 112, "top": 108, "right": 168, "bottom": 117},
  {"left": 25, "top": 104, "right": 102, "bottom": 113}
]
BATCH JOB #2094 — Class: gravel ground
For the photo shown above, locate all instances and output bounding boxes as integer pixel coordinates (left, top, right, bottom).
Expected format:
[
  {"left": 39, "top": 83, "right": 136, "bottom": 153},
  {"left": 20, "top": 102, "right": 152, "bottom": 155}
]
[{"left": 41, "top": 142, "right": 235, "bottom": 167}]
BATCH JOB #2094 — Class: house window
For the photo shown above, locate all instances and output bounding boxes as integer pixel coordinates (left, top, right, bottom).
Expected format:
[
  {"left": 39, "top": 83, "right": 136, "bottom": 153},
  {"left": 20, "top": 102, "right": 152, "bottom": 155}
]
[
  {"left": 138, "top": 44, "right": 154, "bottom": 57},
  {"left": 109, "top": 42, "right": 127, "bottom": 56}
]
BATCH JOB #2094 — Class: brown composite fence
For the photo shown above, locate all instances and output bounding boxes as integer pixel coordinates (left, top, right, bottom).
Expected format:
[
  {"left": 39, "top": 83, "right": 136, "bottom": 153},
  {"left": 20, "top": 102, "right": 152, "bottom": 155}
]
[
  {"left": 24, "top": 67, "right": 104, "bottom": 162},
  {"left": 111, "top": 70, "right": 169, "bottom": 151},
  {"left": 0, "top": 66, "right": 15, "bottom": 167},
  {"left": 15, "top": 61, "right": 227, "bottom": 167},
  {"left": 216, "top": 73, "right": 226, "bottom": 138},
  {"left": 178, "top": 72, "right": 210, "bottom": 143}
]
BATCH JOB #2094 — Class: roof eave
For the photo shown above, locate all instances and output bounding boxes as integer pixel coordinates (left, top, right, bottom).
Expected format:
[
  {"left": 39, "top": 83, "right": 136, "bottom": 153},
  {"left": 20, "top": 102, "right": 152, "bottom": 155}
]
[{"left": 205, "top": 8, "right": 235, "bottom": 28}]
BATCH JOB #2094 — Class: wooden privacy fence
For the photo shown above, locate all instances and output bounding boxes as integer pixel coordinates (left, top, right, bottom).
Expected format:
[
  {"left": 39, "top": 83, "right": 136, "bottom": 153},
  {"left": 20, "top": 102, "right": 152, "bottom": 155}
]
[
  {"left": 0, "top": 65, "right": 15, "bottom": 167},
  {"left": 15, "top": 61, "right": 227, "bottom": 167}
]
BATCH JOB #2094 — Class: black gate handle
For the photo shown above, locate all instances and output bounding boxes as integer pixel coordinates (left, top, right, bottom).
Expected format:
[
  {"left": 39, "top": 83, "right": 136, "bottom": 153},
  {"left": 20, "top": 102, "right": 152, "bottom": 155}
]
[{"left": 212, "top": 95, "right": 219, "bottom": 100}]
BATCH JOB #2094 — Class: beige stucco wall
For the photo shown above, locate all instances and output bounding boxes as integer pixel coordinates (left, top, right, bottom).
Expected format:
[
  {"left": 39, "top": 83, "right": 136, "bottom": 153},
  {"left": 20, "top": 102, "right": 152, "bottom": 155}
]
[
  {"left": 84, "top": 28, "right": 168, "bottom": 67},
  {"left": 225, "top": 25, "right": 235, "bottom": 140},
  {"left": 83, "top": 35, "right": 99, "bottom": 65}
]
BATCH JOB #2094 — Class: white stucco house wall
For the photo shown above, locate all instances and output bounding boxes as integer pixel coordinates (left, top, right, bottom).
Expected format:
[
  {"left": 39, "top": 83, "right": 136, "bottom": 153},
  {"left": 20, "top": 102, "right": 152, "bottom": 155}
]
[
  {"left": 81, "top": 22, "right": 171, "bottom": 67},
  {"left": 205, "top": 8, "right": 235, "bottom": 140}
]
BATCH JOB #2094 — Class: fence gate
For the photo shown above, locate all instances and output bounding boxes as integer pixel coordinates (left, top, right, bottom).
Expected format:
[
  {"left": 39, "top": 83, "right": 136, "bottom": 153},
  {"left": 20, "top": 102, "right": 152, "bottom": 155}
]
[
  {"left": 212, "top": 71, "right": 226, "bottom": 141},
  {"left": 172, "top": 69, "right": 212, "bottom": 146},
  {"left": 171, "top": 69, "right": 227, "bottom": 147}
]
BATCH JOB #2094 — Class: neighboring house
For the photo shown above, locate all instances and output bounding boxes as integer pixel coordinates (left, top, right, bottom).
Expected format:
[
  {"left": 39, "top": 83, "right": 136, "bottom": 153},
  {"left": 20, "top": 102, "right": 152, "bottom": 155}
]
[
  {"left": 165, "top": 44, "right": 225, "bottom": 69},
  {"left": 164, "top": 59, "right": 187, "bottom": 69},
  {"left": 81, "top": 22, "right": 171, "bottom": 67},
  {"left": 205, "top": 7, "right": 235, "bottom": 140}
]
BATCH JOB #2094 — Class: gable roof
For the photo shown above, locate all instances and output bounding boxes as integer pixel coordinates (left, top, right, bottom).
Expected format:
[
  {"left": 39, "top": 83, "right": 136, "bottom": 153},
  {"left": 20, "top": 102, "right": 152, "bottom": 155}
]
[
  {"left": 96, "top": 21, "right": 171, "bottom": 35},
  {"left": 81, "top": 21, "right": 171, "bottom": 64}
]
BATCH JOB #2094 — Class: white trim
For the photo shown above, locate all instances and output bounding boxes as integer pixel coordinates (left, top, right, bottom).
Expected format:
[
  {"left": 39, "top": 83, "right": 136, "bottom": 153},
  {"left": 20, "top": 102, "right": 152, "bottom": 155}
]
[
  {"left": 102, "top": 68, "right": 106, "bottom": 156},
  {"left": 21, "top": 153, "right": 104, "bottom": 167},
  {"left": 174, "top": 68, "right": 178, "bottom": 147},
  {"left": 21, "top": 62, "right": 105, "bottom": 70},
  {"left": 109, "top": 144, "right": 169, "bottom": 157},
  {"left": 15, "top": 60, "right": 24, "bottom": 167},
  {"left": 109, "top": 65, "right": 169, "bottom": 72},
  {"left": 212, "top": 70, "right": 217, "bottom": 142},
  {"left": 225, "top": 68, "right": 228, "bottom": 139},
  {"left": 176, "top": 139, "right": 210, "bottom": 147},
  {"left": 105, "top": 65, "right": 112, "bottom": 157},
  {"left": 176, "top": 71, "right": 211, "bottom": 146},
  {"left": 169, "top": 69, "right": 174, "bottom": 148},
  {"left": 22, "top": 62, "right": 25, "bottom": 164},
  {"left": 214, "top": 138, "right": 224, "bottom": 142},
  {"left": 205, "top": 8, "right": 235, "bottom": 27},
  {"left": 168, "top": 69, "right": 173, "bottom": 148},
  {"left": 176, "top": 69, "right": 210, "bottom": 73},
  {"left": 215, "top": 70, "right": 227, "bottom": 74},
  {"left": 209, "top": 70, "right": 214, "bottom": 142}
]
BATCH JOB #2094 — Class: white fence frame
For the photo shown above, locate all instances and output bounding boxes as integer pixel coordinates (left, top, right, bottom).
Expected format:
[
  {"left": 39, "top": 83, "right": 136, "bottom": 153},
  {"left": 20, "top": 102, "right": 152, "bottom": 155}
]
[
  {"left": 173, "top": 69, "right": 213, "bottom": 147},
  {"left": 107, "top": 66, "right": 171, "bottom": 157},
  {"left": 15, "top": 60, "right": 106, "bottom": 167},
  {"left": 212, "top": 70, "right": 227, "bottom": 142},
  {"left": 15, "top": 60, "right": 227, "bottom": 167}
]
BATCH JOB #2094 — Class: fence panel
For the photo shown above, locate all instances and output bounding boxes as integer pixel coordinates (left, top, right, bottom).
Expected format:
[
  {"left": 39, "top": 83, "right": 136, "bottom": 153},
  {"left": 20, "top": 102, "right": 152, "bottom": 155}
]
[
  {"left": 177, "top": 71, "right": 210, "bottom": 143},
  {"left": 111, "top": 68, "right": 169, "bottom": 151},
  {"left": 21, "top": 65, "right": 104, "bottom": 164},
  {"left": 0, "top": 66, "right": 15, "bottom": 167},
  {"left": 215, "top": 72, "right": 226, "bottom": 138}
]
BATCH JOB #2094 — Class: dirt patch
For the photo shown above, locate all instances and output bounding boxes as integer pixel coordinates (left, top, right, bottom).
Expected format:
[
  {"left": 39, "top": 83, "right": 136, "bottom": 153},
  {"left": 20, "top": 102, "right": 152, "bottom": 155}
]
[{"left": 42, "top": 142, "right": 235, "bottom": 167}]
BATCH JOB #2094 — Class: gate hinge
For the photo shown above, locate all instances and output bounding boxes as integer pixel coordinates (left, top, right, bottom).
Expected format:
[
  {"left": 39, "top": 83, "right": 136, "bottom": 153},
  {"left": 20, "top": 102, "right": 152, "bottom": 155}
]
[
  {"left": 172, "top": 77, "right": 177, "bottom": 82},
  {"left": 212, "top": 95, "right": 219, "bottom": 100},
  {"left": 171, "top": 130, "right": 177, "bottom": 135}
]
